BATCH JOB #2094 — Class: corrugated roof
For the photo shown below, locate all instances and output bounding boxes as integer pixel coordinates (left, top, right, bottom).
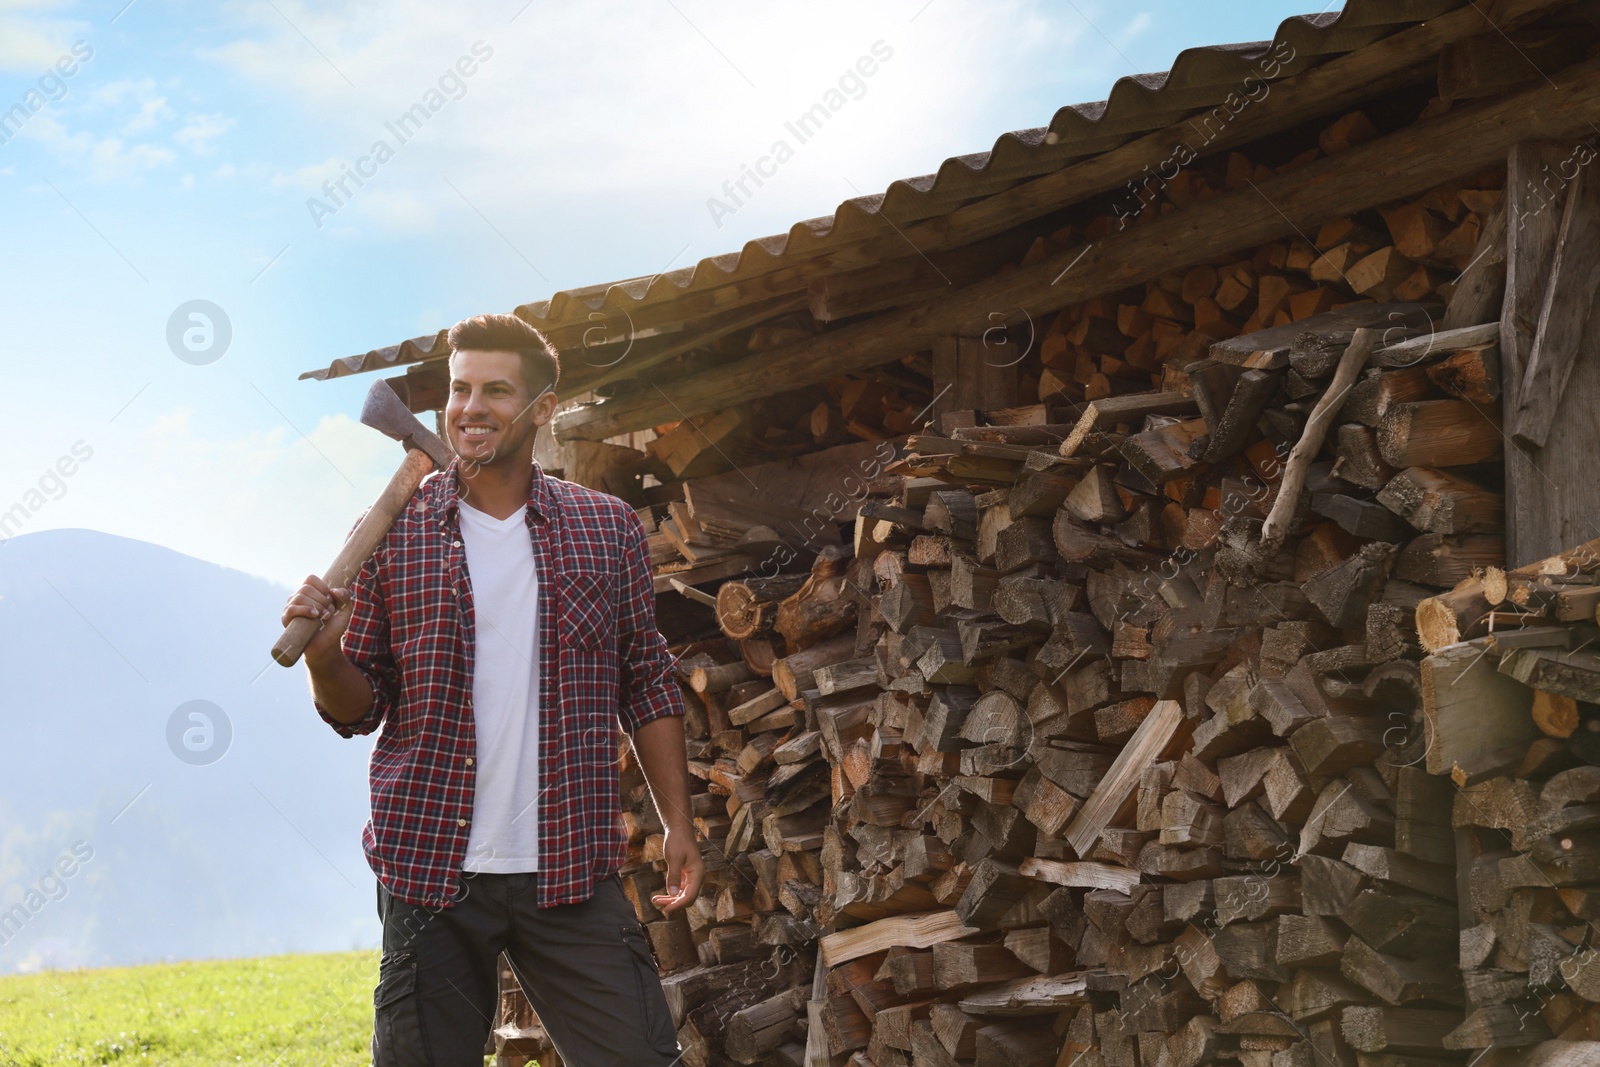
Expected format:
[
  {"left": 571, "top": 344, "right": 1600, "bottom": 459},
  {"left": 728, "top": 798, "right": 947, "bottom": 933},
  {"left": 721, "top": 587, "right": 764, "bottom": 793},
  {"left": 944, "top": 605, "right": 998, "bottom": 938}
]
[{"left": 301, "top": 0, "right": 1460, "bottom": 386}]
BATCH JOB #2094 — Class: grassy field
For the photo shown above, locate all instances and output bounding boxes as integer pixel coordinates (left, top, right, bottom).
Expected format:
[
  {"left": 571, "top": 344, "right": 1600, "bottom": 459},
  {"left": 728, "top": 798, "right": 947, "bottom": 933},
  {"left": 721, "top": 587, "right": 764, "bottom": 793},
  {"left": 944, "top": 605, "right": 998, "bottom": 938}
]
[{"left": 0, "top": 951, "right": 393, "bottom": 1066}]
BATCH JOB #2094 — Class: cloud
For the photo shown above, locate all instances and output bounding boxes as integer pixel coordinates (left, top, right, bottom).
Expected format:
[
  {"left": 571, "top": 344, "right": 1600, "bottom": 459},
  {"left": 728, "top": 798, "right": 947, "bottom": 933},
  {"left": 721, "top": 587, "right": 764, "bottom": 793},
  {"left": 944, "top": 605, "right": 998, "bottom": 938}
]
[
  {"left": 35, "top": 406, "right": 403, "bottom": 586},
  {"left": 349, "top": 187, "right": 435, "bottom": 233},
  {"left": 269, "top": 156, "right": 342, "bottom": 193},
  {"left": 200, "top": 0, "right": 1072, "bottom": 239},
  {"left": 174, "top": 112, "right": 234, "bottom": 154},
  {"left": 0, "top": 4, "right": 82, "bottom": 73},
  {"left": 24, "top": 117, "right": 176, "bottom": 179},
  {"left": 1116, "top": 12, "right": 1154, "bottom": 49},
  {"left": 123, "top": 94, "right": 174, "bottom": 134},
  {"left": 21, "top": 79, "right": 181, "bottom": 180}
]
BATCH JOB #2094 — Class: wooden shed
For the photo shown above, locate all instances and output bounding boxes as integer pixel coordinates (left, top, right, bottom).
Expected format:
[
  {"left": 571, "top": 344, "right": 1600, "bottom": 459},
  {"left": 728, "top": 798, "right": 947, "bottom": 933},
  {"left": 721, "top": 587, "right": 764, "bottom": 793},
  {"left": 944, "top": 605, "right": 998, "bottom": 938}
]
[{"left": 305, "top": 2, "right": 1600, "bottom": 1063}]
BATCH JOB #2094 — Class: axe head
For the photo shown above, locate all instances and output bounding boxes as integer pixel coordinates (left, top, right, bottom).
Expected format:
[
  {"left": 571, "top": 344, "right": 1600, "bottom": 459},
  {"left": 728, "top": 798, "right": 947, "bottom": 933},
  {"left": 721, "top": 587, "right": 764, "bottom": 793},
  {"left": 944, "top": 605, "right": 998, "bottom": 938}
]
[{"left": 361, "top": 377, "right": 453, "bottom": 471}]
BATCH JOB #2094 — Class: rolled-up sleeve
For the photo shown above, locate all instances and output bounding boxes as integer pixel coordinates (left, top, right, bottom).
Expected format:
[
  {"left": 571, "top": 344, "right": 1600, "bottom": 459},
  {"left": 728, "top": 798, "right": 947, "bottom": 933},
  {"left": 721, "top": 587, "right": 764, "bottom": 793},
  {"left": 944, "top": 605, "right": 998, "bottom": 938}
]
[
  {"left": 315, "top": 539, "right": 397, "bottom": 739},
  {"left": 615, "top": 506, "right": 686, "bottom": 733}
]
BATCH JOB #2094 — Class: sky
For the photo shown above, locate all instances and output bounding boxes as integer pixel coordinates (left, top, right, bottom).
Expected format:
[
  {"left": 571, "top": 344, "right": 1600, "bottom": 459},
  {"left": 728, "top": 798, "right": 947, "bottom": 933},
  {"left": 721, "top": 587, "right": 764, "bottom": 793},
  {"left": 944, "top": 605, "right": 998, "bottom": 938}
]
[{"left": 0, "top": 0, "right": 1328, "bottom": 588}]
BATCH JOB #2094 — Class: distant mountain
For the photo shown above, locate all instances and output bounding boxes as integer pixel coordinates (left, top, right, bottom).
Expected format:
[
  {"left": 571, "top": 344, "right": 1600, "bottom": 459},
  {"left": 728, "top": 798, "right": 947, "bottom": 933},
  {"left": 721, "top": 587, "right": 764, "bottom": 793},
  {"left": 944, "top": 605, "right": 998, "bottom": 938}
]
[{"left": 0, "top": 529, "right": 378, "bottom": 974}]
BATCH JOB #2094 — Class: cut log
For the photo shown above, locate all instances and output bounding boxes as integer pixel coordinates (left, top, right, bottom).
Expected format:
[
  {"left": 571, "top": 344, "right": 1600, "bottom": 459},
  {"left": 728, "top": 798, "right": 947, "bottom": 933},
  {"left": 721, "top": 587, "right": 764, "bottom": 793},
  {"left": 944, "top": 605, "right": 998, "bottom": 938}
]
[
  {"left": 1377, "top": 400, "right": 1501, "bottom": 468},
  {"left": 718, "top": 575, "right": 810, "bottom": 640}
]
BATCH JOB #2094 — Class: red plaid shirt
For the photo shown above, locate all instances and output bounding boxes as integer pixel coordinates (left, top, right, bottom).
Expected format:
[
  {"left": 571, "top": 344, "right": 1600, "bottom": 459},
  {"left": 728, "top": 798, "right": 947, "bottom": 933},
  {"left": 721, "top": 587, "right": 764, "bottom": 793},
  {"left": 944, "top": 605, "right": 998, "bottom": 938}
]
[{"left": 315, "top": 458, "right": 684, "bottom": 908}]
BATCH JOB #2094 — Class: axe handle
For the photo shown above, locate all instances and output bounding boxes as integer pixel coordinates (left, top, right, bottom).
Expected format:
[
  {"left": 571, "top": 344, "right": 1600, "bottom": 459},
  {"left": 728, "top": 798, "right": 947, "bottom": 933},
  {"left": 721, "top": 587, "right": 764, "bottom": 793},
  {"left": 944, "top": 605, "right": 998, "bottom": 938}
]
[{"left": 272, "top": 447, "right": 438, "bottom": 667}]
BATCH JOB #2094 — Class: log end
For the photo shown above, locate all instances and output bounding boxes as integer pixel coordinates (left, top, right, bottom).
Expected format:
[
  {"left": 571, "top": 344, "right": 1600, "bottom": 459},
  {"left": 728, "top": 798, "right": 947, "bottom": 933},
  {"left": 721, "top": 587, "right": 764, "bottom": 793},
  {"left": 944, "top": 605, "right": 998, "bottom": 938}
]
[{"left": 1415, "top": 595, "right": 1463, "bottom": 652}]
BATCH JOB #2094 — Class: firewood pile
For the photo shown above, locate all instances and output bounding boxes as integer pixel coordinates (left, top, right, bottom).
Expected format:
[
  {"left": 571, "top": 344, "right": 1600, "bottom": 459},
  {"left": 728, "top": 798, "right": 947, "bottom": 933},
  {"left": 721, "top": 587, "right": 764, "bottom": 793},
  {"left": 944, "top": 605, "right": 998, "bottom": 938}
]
[
  {"left": 1408, "top": 538, "right": 1600, "bottom": 1059},
  {"left": 495, "top": 118, "right": 1598, "bottom": 1066}
]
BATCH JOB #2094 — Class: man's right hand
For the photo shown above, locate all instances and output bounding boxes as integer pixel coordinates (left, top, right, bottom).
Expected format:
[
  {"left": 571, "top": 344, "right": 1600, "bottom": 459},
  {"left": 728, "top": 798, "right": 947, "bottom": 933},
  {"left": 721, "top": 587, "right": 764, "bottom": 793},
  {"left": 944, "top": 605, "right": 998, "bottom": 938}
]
[{"left": 281, "top": 575, "right": 354, "bottom": 667}]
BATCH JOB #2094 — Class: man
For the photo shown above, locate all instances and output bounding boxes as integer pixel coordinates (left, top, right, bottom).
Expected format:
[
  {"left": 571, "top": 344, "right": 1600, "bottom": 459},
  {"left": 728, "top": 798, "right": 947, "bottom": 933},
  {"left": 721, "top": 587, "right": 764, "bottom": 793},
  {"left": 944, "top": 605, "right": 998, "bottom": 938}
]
[{"left": 281, "top": 313, "right": 701, "bottom": 1066}]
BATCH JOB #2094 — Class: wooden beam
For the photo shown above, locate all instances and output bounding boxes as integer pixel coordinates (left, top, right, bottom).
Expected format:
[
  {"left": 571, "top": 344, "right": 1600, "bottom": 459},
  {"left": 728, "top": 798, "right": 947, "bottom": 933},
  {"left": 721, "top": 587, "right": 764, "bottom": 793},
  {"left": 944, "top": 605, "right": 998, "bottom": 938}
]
[
  {"left": 555, "top": 54, "right": 1600, "bottom": 440},
  {"left": 807, "top": 231, "right": 1031, "bottom": 323},
  {"left": 566, "top": 291, "right": 809, "bottom": 397}
]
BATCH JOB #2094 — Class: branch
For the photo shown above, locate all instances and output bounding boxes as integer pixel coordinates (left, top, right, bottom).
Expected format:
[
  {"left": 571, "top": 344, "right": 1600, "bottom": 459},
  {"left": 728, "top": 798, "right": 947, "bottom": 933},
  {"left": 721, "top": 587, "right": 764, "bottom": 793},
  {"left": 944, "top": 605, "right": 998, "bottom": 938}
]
[{"left": 1260, "top": 327, "right": 1377, "bottom": 550}]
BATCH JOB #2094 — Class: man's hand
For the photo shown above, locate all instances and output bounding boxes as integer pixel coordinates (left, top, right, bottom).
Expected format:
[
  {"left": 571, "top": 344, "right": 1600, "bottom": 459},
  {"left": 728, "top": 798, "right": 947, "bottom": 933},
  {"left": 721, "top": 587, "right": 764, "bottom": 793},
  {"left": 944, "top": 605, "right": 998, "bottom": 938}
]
[
  {"left": 650, "top": 828, "right": 704, "bottom": 914},
  {"left": 283, "top": 575, "right": 373, "bottom": 725},
  {"left": 281, "top": 574, "right": 354, "bottom": 666}
]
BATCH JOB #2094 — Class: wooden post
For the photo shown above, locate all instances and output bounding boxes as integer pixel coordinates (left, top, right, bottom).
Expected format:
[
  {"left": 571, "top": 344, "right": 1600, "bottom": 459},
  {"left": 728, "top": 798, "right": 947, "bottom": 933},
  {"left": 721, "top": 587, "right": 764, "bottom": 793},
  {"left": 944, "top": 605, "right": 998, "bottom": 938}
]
[
  {"left": 1500, "top": 141, "right": 1600, "bottom": 564},
  {"left": 931, "top": 334, "right": 1019, "bottom": 425}
]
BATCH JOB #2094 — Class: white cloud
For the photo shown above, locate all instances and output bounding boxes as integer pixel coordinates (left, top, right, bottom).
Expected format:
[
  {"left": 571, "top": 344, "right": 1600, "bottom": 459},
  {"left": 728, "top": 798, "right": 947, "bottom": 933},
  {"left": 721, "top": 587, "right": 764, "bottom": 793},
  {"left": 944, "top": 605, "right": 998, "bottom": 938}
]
[
  {"left": 123, "top": 93, "right": 173, "bottom": 134},
  {"left": 21, "top": 79, "right": 182, "bottom": 180},
  {"left": 269, "top": 156, "right": 342, "bottom": 193},
  {"left": 0, "top": 4, "right": 82, "bottom": 73},
  {"left": 30, "top": 406, "right": 403, "bottom": 586},
  {"left": 202, "top": 0, "right": 1076, "bottom": 241},
  {"left": 174, "top": 112, "right": 234, "bottom": 154},
  {"left": 1116, "top": 12, "right": 1154, "bottom": 49},
  {"left": 349, "top": 187, "right": 435, "bottom": 233}
]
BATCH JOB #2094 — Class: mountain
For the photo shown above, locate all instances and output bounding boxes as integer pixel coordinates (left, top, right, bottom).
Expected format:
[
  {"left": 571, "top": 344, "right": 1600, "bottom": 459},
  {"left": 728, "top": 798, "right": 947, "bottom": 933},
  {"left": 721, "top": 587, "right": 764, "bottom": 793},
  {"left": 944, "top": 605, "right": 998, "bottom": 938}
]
[{"left": 0, "top": 529, "right": 378, "bottom": 974}]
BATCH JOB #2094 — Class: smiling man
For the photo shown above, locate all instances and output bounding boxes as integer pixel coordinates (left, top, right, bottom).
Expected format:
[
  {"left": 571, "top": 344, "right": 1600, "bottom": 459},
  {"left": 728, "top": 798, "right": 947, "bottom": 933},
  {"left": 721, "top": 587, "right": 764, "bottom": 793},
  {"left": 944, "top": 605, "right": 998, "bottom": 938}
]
[{"left": 280, "top": 313, "right": 698, "bottom": 1066}]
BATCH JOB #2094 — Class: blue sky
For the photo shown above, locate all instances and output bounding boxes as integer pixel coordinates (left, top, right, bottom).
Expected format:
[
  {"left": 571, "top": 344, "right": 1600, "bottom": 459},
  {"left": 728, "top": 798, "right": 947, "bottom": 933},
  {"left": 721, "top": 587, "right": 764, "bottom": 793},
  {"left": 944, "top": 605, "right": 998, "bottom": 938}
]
[{"left": 0, "top": 0, "right": 1326, "bottom": 586}]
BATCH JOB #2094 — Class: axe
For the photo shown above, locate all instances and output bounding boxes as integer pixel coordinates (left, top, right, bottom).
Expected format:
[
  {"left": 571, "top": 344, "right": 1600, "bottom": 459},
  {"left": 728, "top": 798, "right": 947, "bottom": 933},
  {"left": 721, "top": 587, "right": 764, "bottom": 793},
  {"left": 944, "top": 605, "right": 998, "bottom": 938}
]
[{"left": 271, "top": 378, "right": 453, "bottom": 667}]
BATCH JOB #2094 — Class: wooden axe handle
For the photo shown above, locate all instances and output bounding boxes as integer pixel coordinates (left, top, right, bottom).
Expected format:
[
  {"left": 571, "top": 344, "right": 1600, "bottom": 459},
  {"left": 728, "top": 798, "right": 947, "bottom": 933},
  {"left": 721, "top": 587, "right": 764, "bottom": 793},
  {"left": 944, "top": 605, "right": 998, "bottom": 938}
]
[{"left": 272, "top": 447, "right": 437, "bottom": 667}]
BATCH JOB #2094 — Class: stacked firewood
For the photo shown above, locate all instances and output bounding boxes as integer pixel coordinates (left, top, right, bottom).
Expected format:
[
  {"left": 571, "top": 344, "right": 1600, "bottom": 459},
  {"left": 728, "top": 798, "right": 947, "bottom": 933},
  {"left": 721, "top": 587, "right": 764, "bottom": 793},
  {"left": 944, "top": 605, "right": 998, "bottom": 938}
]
[
  {"left": 589, "top": 307, "right": 1529, "bottom": 1067},
  {"left": 575, "top": 109, "right": 1506, "bottom": 584},
  {"left": 493, "top": 140, "right": 1600, "bottom": 1065},
  {"left": 1404, "top": 540, "right": 1600, "bottom": 1058}
]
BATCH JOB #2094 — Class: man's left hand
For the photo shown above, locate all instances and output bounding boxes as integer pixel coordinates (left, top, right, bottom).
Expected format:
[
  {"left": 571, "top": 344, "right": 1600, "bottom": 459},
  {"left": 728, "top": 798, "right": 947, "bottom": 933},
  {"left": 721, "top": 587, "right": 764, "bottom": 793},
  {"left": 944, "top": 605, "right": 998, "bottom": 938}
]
[{"left": 649, "top": 828, "right": 704, "bottom": 913}]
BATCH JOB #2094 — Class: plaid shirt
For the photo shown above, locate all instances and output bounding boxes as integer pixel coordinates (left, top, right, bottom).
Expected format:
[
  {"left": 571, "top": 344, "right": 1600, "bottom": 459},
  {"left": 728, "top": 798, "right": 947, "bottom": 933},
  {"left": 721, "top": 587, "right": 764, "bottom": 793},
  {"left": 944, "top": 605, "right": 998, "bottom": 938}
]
[{"left": 315, "top": 458, "right": 684, "bottom": 908}]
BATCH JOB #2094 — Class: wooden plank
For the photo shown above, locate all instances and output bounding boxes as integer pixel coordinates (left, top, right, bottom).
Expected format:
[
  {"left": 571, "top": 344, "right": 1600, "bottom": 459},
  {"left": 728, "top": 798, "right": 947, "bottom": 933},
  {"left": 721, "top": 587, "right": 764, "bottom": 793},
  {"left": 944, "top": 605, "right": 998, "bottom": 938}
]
[
  {"left": 1444, "top": 192, "right": 1509, "bottom": 333},
  {"left": 1058, "top": 392, "right": 1198, "bottom": 457},
  {"left": 1511, "top": 161, "right": 1600, "bottom": 447},
  {"left": 1520, "top": 1042, "right": 1600, "bottom": 1066},
  {"left": 933, "top": 335, "right": 1019, "bottom": 420},
  {"left": 1064, "top": 699, "right": 1184, "bottom": 856},
  {"left": 1500, "top": 142, "right": 1572, "bottom": 414},
  {"left": 1369, "top": 322, "right": 1500, "bottom": 367},
  {"left": 819, "top": 910, "right": 981, "bottom": 967},
  {"left": 654, "top": 555, "right": 753, "bottom": 594},
  {"left": 1016, "top": 859, "right": 1140, "bottom": 892},
  {"left": 956, "top": 974, "right": 1092, "bottom": 1017},
  {"left": 1500, "top": 647, "right": 1600, "bottom": 703},
  {"left": 553, "top": 57, "right": 1600, "bottom": 439},
  {"left": 1212, "top": 305, "right": 1431, "bottom": 370},
  {"left": 1500, "top": 141, "right": 1595, "bottom": 566}
]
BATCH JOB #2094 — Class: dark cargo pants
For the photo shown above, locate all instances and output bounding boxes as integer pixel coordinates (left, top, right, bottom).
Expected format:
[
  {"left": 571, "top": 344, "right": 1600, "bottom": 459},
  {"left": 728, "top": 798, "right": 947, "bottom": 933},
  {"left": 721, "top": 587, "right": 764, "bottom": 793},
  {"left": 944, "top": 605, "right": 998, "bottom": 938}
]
[{"left": 372, "top": 870, "right": 682, "bottom": 1067}]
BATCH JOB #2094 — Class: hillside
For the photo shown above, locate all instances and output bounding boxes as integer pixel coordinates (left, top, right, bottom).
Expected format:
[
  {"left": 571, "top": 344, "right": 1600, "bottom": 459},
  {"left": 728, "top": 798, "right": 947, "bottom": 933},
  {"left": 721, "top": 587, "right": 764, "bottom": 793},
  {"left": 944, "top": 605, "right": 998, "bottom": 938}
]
[{"left": 0, "top": 529, "right": 377, "bottom": 974}]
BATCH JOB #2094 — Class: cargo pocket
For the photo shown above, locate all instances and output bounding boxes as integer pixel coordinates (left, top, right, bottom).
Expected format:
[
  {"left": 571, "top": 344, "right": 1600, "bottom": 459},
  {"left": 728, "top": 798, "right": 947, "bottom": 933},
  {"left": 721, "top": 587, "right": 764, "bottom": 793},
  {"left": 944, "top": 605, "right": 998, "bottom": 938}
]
[
  {"left": 620, "top": 923, "right": 682, "bottom": 1058},
  {"left": 373, "top": 950, "right": 431, "bottom": 1067}
]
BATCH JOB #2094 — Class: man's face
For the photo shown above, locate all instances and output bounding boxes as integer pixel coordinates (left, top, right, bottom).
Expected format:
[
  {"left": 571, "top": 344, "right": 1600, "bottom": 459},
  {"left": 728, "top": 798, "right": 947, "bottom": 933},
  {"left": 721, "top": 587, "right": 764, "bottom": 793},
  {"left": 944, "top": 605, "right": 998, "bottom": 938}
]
[{"left": 444, "top": 349, "right": 557, "bottom": 469}]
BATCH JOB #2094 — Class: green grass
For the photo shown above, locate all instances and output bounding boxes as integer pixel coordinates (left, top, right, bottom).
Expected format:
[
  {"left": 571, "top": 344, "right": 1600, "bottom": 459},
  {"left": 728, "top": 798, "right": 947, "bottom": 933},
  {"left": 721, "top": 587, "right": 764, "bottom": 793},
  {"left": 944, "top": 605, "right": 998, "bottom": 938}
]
[{"left": 0, "top": 951, "right": 388, "bottom": 1066}]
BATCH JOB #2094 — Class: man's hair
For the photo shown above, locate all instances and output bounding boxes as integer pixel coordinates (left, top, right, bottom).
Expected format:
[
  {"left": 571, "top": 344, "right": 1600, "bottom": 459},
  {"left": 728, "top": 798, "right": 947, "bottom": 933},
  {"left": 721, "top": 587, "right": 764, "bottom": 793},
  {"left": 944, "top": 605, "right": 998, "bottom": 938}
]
[{"left": 447, "top": 313, "right": 560, "bottom": 395}]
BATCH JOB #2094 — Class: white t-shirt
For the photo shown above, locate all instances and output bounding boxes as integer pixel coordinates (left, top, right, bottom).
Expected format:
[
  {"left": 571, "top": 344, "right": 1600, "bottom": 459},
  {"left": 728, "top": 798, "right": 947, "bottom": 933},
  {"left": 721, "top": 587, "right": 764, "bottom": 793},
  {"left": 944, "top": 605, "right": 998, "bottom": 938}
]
[{"left": 457, "top": 498, "right": 541, "bottom": 873}]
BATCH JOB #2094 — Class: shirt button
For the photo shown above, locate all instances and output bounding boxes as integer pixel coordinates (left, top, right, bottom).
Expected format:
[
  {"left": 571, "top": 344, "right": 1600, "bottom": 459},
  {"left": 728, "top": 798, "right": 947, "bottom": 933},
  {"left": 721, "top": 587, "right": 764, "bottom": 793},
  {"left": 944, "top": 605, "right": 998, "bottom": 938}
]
[
  {"left": 466, "top": 757, "right": 474, "bottom": 766},
  {"left": 452, "top": 540, "right": 462, "bottom": 547},
  {"left": 458, "top": 818, "right": 468, "bottom": 827}
]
